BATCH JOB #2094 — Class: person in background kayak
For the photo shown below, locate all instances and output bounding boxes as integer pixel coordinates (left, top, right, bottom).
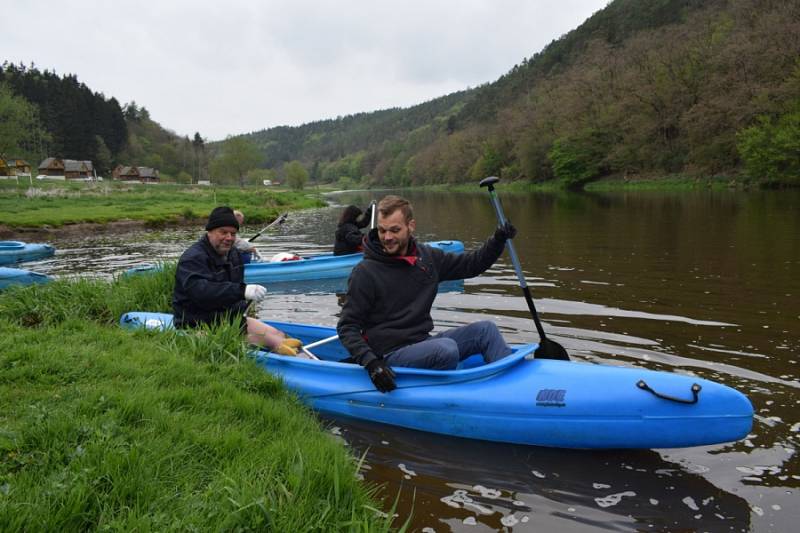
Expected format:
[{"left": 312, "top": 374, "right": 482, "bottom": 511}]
[
  {"left": 232, "top": 209, "right": 261, "bottom": 263},
  {"left": 173, "top": 206, "right": 301, "bottom": 355},
  {"left": 333, "top": 204, "right": 373, "bottom": 255},
  {"left": 337, "top": 195, "right": 517, "bottom": 393}
]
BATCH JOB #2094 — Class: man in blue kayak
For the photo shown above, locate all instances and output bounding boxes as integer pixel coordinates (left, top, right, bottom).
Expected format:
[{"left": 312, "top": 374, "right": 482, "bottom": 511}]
[
  {"left": 173, "top": 206, "right": 300, "bottom": 355},
  {"left": 337, "top": 195, "right": 517, "bottom": 393}
]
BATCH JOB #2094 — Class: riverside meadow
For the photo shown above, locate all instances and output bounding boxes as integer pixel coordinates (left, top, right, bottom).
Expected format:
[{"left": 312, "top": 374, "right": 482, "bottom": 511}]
[{"left": 0, "top": 183, "right": 400, "bottom": 531}]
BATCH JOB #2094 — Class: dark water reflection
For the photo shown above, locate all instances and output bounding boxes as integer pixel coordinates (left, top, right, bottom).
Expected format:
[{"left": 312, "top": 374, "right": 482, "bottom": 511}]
[{"left": 21, "top": 189, "right": 800, "bottom": 532}]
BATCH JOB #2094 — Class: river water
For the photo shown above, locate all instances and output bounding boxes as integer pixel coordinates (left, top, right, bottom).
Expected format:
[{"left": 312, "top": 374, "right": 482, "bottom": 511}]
[{"left": 19, "top": 189, "right": 800, "bottom": 532}]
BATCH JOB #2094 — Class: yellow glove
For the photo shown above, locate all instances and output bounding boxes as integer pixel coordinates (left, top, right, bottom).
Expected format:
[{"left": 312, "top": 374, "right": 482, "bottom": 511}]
[
  {"left": 282, "top": 338, "right": 303, "bottom": 349},
  {"left": 273, "top": 343, "right": 298, "bottom": 356}
]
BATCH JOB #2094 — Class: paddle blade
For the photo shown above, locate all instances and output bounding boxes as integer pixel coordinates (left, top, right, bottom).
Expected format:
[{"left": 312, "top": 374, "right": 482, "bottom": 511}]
[{"left": 534, "top": 338, "right": 570, "bottom": 360}]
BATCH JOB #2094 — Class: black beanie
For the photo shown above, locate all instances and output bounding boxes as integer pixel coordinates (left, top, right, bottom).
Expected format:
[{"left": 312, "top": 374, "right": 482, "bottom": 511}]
[{"left": 205, "top": 206, "right": 240, "bottom": 231}]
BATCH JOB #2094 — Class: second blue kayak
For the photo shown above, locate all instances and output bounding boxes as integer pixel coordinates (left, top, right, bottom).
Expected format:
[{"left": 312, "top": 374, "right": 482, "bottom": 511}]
[
  {"left": 0, "top": 266, "right": 51, "bottom": 289},
  {"left": 123, "top": 240, "right": 465, "bottom": 283},
  {"left": 244, "top": 240, "right": 465, "bottom": 283},
  {"left": 0, "top": 240, "right": 55, "bottom": 265}
]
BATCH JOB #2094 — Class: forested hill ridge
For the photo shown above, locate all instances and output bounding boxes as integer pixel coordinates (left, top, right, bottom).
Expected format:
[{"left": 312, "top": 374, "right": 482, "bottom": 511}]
[
  {"left": 0, "top": 64, "right": 206, "bottom": 182},
  {"left": 243, "top": 0, "right": 800, "bottom": 189}
]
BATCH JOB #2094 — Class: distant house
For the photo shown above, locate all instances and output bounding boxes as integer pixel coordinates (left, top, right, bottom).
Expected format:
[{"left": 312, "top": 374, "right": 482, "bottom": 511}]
[
  {"left": 0, "top": 157, "right": 32, "bottom": 177},
  {"left": 37, "top": 158, "right": 94, "bottom": 180},
  {"left": 64, "top": 159, "right": 91, "bottom": 179},
  {"left": 112, "top": 165, "right": 160, "bottom": 183},
  {"left": 0, "top": 157, "right": 10, "bottom": 178},
  {"left": 38, "top": 157, "right": 65, "bottom": 177}
]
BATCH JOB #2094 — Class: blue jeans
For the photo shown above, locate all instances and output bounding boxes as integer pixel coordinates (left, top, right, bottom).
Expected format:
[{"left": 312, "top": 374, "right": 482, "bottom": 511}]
[{"left": 383, "top": 321, "right": 512, "bottom": 370}]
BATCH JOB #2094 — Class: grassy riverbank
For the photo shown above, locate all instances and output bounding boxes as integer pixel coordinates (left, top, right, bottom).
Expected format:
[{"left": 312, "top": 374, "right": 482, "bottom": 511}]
[
  {"left": 0, "top": 269, "right": 393, "bottom": 531},
  {"left": 0, "top": 180, "right": 326, "bottom": 230}
]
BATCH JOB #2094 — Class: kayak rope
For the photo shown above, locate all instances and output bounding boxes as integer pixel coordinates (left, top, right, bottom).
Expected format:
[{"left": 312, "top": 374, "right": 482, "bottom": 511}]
[{"left": 636, "top": 380, "right": 702, "bottom": 404}]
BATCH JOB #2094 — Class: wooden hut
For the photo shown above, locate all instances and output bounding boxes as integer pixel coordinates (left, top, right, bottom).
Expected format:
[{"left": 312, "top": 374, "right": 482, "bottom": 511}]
[
  {"left": 38, "top": 157, "right": 65, "bottom": 177},
  {"left": 113, "top": 165, "right": 160, "bottom": 183}
]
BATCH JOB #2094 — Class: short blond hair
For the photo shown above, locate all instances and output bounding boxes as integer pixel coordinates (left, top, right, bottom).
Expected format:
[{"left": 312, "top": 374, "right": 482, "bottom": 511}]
[
  {"left": 377, "top": 195, "right": 413, "bottom": 223},
  {"left": 233, "top": 210, "right": 244, "bottom": 223}
]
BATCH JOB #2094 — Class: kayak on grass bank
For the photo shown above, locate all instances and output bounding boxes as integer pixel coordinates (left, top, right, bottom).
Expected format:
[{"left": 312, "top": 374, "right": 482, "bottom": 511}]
[
  {"left": 0, "top": 240, "right": 55, "bottom": 265},
  {"left": 0, "top": 266, "right": 51, "bottom": 290},
  {"left": 119, "top": 311, "right": 753, "bottom": 450},
  {"left": 123, "top": 240, "right": 465, "bottom": 283}
]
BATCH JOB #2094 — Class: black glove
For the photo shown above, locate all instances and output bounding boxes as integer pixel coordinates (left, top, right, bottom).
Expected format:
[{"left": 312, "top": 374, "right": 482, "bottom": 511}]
[
  {"left": 494, "top": 221, "right": 517, "bottom": 242},
  {"left": 366, "top": 359, "right": 396, "bottom": 393}
]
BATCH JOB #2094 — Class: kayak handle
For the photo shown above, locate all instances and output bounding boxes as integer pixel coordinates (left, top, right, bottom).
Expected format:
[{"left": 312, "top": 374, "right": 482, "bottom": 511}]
[{"left": 636, "top": 380, "right": 702, "bottom": 404}]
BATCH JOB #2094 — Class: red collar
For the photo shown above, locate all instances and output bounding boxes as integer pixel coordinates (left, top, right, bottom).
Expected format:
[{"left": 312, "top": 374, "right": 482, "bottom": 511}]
[{"left": 393, "top": 241, "right": 418, "bottom": 265}]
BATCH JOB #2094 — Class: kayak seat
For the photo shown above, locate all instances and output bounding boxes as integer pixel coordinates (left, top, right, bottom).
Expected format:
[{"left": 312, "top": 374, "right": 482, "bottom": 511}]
[
  {"left": 335, "top": 354, "right": 488, "bottom": 368},
  {"left": 457, "top": 354, "right": 485, "bottom": 370}
]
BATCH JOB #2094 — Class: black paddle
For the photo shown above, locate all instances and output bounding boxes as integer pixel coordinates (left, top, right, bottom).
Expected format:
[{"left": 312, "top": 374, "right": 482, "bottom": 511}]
[
  {"left": 479, "top": 176, "right": 569, "bottom": 360},
  {"left": 248, "top": 212, "right": 288, "bottom": 242}
]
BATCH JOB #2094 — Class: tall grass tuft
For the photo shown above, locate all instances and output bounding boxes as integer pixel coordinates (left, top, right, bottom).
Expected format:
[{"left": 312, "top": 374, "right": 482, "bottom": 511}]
[
  {"left": 0, "top": 263, "right": 176, "bottom": 328},
  {"left": 0, "top": 319, "right": 391, "bottom": 530},
  {"left": 0, "top": 260, "right": 396, "bottom": 530}
]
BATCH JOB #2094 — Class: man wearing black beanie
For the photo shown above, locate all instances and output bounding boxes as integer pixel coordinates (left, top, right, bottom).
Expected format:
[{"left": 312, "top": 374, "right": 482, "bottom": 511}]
[{"left": 173, "top": 206, "right": 301, "bottom": 355}]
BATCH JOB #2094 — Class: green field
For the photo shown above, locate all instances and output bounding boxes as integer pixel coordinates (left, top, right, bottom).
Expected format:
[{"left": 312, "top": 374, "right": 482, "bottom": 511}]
[{"left": 0, "top": 181, "right": 326, "bottom": 229}]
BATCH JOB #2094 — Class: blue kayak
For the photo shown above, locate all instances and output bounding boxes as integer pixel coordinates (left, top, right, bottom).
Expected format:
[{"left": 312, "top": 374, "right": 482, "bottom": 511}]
[
  {"left": 123, "top": 240, "right": 465, "bottom": 283},
  {"left": 0, "top": 240, "right": 55, "bottom": 265},
  {"left": 120, "top": 311, "right": 753, "bottom": 450},
  {"left": 245, "top": 240, "right": 464, "bottom": 283},
  {"left": 0, "top": 266, "right": 51, "bottom": 289}
]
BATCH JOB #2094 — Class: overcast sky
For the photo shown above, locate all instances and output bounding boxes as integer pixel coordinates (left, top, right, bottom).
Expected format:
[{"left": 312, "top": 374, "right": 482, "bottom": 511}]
[{"left": 4, "top": 0, "right": 608, "bottom": 141}]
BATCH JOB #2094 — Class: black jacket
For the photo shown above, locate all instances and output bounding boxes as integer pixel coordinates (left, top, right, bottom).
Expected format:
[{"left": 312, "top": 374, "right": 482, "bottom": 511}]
[
  {"left": 337, "top": 229, "right": 506, "bottom": 367},
  {"left": 172, "top": 234, "right": 248, "bottom": 328},
  {"left": 333, "top": 217, "right": 369, "bottom": 256}
]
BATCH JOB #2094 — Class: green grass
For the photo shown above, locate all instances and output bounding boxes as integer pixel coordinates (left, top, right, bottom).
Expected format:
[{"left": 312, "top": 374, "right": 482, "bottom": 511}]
[
  {"left": 0, "top": 269, "right": 397, "bottom": 531},
  {"left": 0, "top": 181, "right": 326, "bottom": 228}
]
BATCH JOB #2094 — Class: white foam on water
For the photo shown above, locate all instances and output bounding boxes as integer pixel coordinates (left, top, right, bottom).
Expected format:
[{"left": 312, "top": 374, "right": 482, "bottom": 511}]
[
  {"left": 683, "top": 496, "right": 699, "bottom": 511},
  {"left": 593, "top": 483, "right": 611, "bottom": 489},
  {"left": 595, "top": 491, "right": 636, "bottom": 508},
  {"left": 473, "top": 485, "right": 501, "bottom": 499},
  {"left": 531, "top": 470, "right": 546, "bottom": 479},
  {"left": 398, "top": 463, "right": 416, "bottom": 477},
  {"left": 440, "top": 489, "right": 494, "bottom": 515},
  {"left": 501, "top": 515, "right": 519, "bottom": 527}
]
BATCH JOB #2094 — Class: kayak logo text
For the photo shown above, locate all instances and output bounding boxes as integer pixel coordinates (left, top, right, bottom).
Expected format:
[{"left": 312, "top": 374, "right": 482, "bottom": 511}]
[{"left": 536, "top": 389, "right": 566, "bottom": 407}]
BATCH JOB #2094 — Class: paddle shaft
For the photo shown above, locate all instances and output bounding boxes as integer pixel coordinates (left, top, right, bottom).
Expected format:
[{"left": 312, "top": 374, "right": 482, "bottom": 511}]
[
  {"left": 248, "top": 212, "right": 288, "bottom": 242},
  {"left": 300, "top": 334, "right": 338, "bottom": 360},
  {"left": 485, "top": 184, "right": 549, "bottom": 344},
  {"left": 303, "top": 334, "right": 339, "bottom": 351}
]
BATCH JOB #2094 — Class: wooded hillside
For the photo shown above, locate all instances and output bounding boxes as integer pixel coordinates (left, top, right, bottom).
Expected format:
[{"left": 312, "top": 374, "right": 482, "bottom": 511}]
[
  {"left": 2, "top": 0, "right": 797, "bottom": 188},
  {"left": 240, "top": 0, "right": 800, "bottom": 188},
  {"left": 0, "top": 65, "right": 127, "bottom": 172},
  {"left": 0, "top": 65, "right": 206, "bottom": 181}
]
